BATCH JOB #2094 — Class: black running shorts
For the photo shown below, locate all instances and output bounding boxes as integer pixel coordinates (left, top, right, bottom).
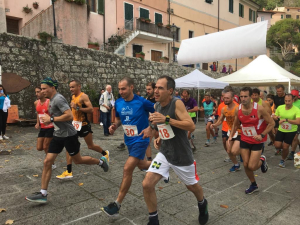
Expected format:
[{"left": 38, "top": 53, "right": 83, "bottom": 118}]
[
  {"left": 77, "top": 124, "right": 93, "bottom": 138},
  {"left": 38, "top": 128, "right": 54, "bottom": 138},
  {"left": 275, "top": 130, "right": 297, "bottom": 145},
  {"left": 240, "top": 140, "right": 263, "bottom": 151},
  {"left": 48, "top": 135, "right": 80, "bottom": 156}
]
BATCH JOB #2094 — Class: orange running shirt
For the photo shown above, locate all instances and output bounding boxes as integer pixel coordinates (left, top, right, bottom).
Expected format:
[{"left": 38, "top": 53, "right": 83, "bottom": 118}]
[
  {"left": 223, "top": 102, "right": 240, "bottom": 134},
  {"left": 217, "top": 102, "right": 228, "bottom": 132},
  {"left": 71, "top": 92, "right": 88, "bottom": 126}
]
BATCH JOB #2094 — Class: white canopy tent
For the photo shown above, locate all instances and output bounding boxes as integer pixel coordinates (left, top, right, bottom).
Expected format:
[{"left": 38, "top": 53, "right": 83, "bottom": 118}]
[{"left": 217, "top": 55, "right": 300, "bottom": 92}]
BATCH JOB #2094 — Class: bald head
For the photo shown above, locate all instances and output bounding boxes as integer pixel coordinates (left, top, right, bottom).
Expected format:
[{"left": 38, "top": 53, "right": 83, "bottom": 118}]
[{"left": 106, "top": 85, "right": 112, "bottom": 93}]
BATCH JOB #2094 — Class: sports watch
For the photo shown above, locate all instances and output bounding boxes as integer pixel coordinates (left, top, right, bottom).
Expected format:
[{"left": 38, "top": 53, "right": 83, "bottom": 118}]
[
  {"left": 76, "top": 106, "right": 80, "bottom": 111},
  {"left": 50, "top": 117, "right": 54, "bottom": 122},
  {"left": 260, "top": 133, "right": 265, "bottom": 138},
  {"left": 165, "top": 115, "right": 170, "bottom": 125}
]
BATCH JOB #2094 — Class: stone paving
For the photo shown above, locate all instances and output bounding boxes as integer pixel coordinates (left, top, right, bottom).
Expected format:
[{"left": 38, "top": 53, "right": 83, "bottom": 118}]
[{"left": 0, "top": 123, "right": 299, "bottom": 225}]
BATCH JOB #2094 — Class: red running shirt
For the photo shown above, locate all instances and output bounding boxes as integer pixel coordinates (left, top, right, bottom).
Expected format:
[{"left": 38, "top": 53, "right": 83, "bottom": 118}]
[
  {"left": 238, "top": 102, "right": 267, "bottom": 144},
  {"left": 36, "top": 99, "right": 54, "bottom": 129}
]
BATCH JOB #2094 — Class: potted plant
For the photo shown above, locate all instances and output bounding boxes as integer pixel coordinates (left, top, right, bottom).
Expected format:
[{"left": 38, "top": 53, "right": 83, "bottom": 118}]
[
  {"left": 139, "top": 17, "right": 146, "bottom": 22},
  {"left": 166, "top": 24, "right": 171, "bottom": 29},
  {"left": 136, "top": 51, "right": 145, "bottom": 59},
  {"left": 145, "top": 18, "right": 151, "bottom": 24},
  {"left": 33, "top": 2, "right": 39, "bottom": 9},
  {"left": 23, "top": 5, "right": 32, "bottom": 14},
  {"left": 160, "top": 56, "right": 169, "bottom": 63},
  {"left": 88, "top": 42, "right": 100, "bottom": 50},
  {"left": 38, "top": 32, "right": 53, "bottom": 44},
  {"left": 157, "top": 22, "right": 163, "bottom": 27}
]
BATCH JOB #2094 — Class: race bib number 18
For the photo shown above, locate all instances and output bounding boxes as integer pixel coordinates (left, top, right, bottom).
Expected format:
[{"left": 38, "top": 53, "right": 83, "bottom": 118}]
[
  {"left": 122, "top": 125, "right": 138, "bottom": 137},
  {"left": 157, "top": 124, "right": 175, "bottom": 140},
  {"left": 242, "top": 126, "right": 257, "bottom": 137}
]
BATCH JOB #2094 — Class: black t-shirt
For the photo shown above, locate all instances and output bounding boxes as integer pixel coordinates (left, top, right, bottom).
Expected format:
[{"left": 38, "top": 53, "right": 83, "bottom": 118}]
[
  {"left": 147, "top": 97, "right": 156, "bottom": 104},
  {"left": 274, "top": 95, "right": 285, "bottom": 109}
]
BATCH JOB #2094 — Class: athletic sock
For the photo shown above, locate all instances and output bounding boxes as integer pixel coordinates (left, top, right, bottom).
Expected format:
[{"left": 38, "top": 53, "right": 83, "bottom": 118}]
[
  {"left": 40, "top": 189, "right": 47, "bottom": 196},
  {"left": 198, "top": 198, "right": 205, "bottom": 206},
  {"left": 102, "top": 150, "right": 107, "bottom": 156},
  {"left": 99, "top": 159, "right": 103, "bottom": 166},
  {"left": 67, "top": 164, "right": 72, "bottom": 173},
  {"left": 251, "top": 181, "right": 257, "bottom": 187},
  {"left": 147, "top": 157, "right": 152, "bottom": 161},
  {"left": 234, "top": 164, "right": 239, "bottom": 166},
  {"left": 115, "top": 201, "right": 121, "bottom": 209},
  {"left": 149, "top": 211, "right": 158, "bottom": 222}
]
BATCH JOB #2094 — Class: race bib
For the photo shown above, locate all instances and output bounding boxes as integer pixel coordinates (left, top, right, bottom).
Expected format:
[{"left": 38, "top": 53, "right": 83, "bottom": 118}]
[
  {"left": 53, "top": 123, "right": 60, "bottom": 131},
  {"left": 122, "top": 125, "right": 138, "bottom": 137},
  {"left": 227, "top": 130, "right": 238, "bottom": 138},
  {"left": 157, "top": 124, "right": 175, "bottom": 140},
  {"left": 38, "top": 114, "right": 53, "bottom": 128},
  {"left": 281, "top": 122, "right": 292, "bottom": 130},
  {"left": 242, "top": 126, "right": 257, "bottom": 137},
  {"left": 72, "top": 121, "right": 82, "bottom": 131}
]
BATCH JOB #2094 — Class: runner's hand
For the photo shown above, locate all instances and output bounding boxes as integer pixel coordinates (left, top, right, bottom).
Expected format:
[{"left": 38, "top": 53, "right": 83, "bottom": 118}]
[
  {"left": 109, "top": 124, "right": 117, "bottom": 135},
  {"left": 273, "top": 115, "right": 279, "bottom": 121},
  {"left": 210, "top": 124, "right": 215, "bottom": 129},
  {"left": 253, "top": 135, "right": 262, "bottom": 142},
  {"left": 149, "top": 112, "right": 166, "bottom": 124},
  {"left": 227, "top": 137, "right": 232, "bottom": 151},
  {"left": 35, "top": 123, "right": 39, "bottom": 129},
  {"left": 154, "top": 137, "right": 161, "bottom": 149},
  {"left": 41, "top": 113, "right": 51, "bottom": 125},
  {"left": 139, "top": 126, "right": 153, "bottom": 139},
  {"left": 278, "top": 119, "right": 285, "bottom": 125}
]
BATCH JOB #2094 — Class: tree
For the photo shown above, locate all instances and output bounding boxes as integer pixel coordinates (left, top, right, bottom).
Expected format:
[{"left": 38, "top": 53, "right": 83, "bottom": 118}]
[
  {"left": 267, "top": 19, "right": 300, "bottom": 61},
  {"left": 290, "top": 60, "right": 300, "bottom": 76},
  {"left": 251, "top": 0, "right": 284, "bottom": 10}
]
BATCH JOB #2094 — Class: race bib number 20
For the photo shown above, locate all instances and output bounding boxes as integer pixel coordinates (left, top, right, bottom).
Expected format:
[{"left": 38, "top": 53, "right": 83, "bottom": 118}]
[{"left": 157, "top": 124, "right": 175, "bottom": 140}]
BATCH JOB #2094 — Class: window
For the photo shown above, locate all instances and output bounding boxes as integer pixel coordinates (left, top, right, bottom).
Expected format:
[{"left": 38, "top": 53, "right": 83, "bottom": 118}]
[
  {"left": 175, "top": 27, "right": 180, "bottom": 42},
  {"left": 97, "top": 0, "right": 104, "bottom": 14},
  {"left": 287, "top": 9, "right": 290, "bottom": 11},
  {"left": 252, "top": 11, "right": 256, "bottom": 22},
  {"left": 281, "top": 14, "right": 283, "bottom": 19},
  {"left": 297, "top": 15, "right": 299, "bottom": 19},
  {"left": 249, "top": 9, "right": 253, "bottom": 21},
  {"left": 205, "top": 0, "right": 213, "bottom": 4},
  {"left": 86, "top": 0, "right": 97, "bottom": 13},
  {"left": 155, "top": 13, "right": 162, "bottom": 24},
  {"left": 189, "top": 30, "right": 194, "bottom": 38},
  {"left": 133, "top": 45, "right": 143, "bottom": 57},
  {"left": 261, "top": 16, "right": 264, "bottom": 21},
  {"left": 229, "top": 0, "right": 234, "bottom": 13},
  {"left": 239, "top": 4, "right": 244, "bottom": 18},
  {"left": 140, "top": 8, "right": 149, "bottom": 19},
  {"left": 286, "top": 14, "right": 291, "bottom": 18}
]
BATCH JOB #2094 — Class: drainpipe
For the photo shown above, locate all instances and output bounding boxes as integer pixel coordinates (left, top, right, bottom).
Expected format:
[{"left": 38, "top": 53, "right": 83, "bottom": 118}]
[
  {"left": 0, "top": 58, "right": 2, "bottom": 85},
  {"left": 103, "top": 0, "right": 106, "bottom": 45},
  {"left": 168, "top": 0, "right": 171, "bottom": 61}
]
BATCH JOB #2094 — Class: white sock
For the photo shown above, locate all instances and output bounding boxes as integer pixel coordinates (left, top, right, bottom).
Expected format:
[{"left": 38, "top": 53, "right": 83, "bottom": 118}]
[
  {"left": 99, "top": 159, "right": 103, "bottom": 165},
  {"left": 40, "top": 189, "right": 47, "bottom": 196},
  {"left": 235, "top": 164, "right": 239, "bottom": 166}
]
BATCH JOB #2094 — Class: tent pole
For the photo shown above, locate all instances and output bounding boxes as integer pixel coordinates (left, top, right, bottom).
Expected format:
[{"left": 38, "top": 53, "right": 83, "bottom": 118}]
[
  {"left": 197, "top": 89, "right": 199, "bottom": 123},
  {"left": 289, "top": 80, "right": 291, "bottom": 93}
]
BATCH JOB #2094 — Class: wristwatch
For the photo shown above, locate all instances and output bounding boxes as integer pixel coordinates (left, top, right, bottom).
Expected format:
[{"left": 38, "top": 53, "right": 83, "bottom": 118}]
[
  {"left": 76, "top": 106, "right": 80, "bottom": 111},
  {"left": 260, "top": 133, "right": 265, "bottom": 138},
  {"left": 50, "top": 117, "right": 54, "bottom": 122},
  {"left": 165, "top": 115, "right": 170, "bottom": 125},
  {"left": 150, "top": 123, "right": 156, "bottom": 130}
]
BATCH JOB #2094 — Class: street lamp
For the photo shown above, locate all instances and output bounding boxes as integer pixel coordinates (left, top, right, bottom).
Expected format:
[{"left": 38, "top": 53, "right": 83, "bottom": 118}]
[
  {"left": 171, "top": 23, "right": 177, "bottom": 62},
  {"left": 52, "top": 0, "right": 57, "bottom": 38}
]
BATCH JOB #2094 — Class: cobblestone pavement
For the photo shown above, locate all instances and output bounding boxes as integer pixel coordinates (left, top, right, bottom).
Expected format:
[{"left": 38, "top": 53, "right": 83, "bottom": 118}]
[{"left": 0, "top": 123, "right": 299, "bottom": 225}]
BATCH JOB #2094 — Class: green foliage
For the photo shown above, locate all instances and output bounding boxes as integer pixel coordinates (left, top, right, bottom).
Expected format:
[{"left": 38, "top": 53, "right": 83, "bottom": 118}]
[
  {"left": 267, "top": 19, "right": 300, "bottom": 61},
  {"left": 38, "top": 32, "right": 54, "bottom": 44},
  {"left": 88, "top": 42, "right": 99, "bottom": 46},
  {"left": 271, "top": 56, "right": 285, "bottom": 68},
  {"left": 251, "top": 0, "right": 284, "bottom": 10},
  {"left": 108, "top": 35, "right": 123, "bottom": 46},
  {"left": 65, "top": 0, "right": 85, "bottom": 5},
  {"left": 138, "top": 51, "right": 145, "bottom": 56},
  {"left": 140, "top": 57, "right": 144, "bottom": 61},
  {"left": 290, "top": 60, "right": 300, "bottom": 76},
  {"left": 82, "top": 85, "right": 99, "bottom": 107},
  {"left": 23, "top": 5, "right": 32, "bottom": 13}
]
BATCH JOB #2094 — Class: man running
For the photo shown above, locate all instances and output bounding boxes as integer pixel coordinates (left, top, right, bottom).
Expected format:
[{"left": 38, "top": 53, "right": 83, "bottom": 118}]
[
  {"left": 200, "top": 92, "right": 217, "bottom": 146},
  {"left": 212, "top": 89, "right": 241, "bottom": 172},
  {"left": 56, "top": 80, "right": 110, "bottom": 179},
  {"left": 266, "top": 94, "right": 276, "bottom": 146},
  {"left": 141, "top": 76, "right": 208, "bottom": 225},
  {"left": 34, "top": 87, "right": 56, "bottom": 170},
  {"left": 25, "top": 77, "right": 108, "bottom": 203},
  {"left": 230, "top": 87, "right": 274, "bottom": 194},
  {"left": 289, "top": 90, "right": 300, "bottom": 160},
  {"left": 101, "top": 77, "right": 154, "bottom": 216},
  {"left": 273, "top": 94, "right": 300, "bottom": 168}
]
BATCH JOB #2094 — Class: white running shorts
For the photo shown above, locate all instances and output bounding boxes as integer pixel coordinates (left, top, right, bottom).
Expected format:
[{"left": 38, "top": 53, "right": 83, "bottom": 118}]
[{"left": 147, "top": 152, "right": 199, "bottom": 185}]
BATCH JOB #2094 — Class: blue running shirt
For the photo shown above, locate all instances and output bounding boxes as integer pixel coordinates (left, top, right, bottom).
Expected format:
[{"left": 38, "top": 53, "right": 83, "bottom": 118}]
[{"left": 115, "top": 94, "right": 155, "bottom": 145}]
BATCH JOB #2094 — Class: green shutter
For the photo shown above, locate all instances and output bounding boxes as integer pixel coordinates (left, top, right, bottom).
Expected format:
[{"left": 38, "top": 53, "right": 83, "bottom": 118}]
[
  {"left": 125, "top": 3, "right": 133, "bottom": 20},
  {"left": 98, "top": 0, "right": 104, "bottom": 15},
  {"left": 229, "top": 0, "right": 233, "bottom": 13},
  {"left": 140, "top": 8, "right": 149, "bottom": 19},
  {"left": 242, "top": 5, "right": 244, "bottom": 18},
  {"left": 249, "top": 9, "right": 252, "bottom": 21},
  {"left": 155, "top": 13, "right": 162, "bottom": 23},
  {"left": 253, "top": 11, "right": 256, "bottom": 22}
]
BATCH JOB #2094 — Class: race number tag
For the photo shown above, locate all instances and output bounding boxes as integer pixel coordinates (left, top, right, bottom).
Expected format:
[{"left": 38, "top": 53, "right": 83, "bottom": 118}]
[
  {"left": 38, "top": 114, "right": 53, "bottom": 128},
  {"left": 53, "top": 123, "right": 60, "bottom": 131},
  {"left": 209, "top": 116, "right": 215, "bottom": 121},
  {"left": 281, "top": 122, "right": 292, "bottom": 130},
  {"left": 72, "top": 121, "right": 82, "bottom": 131},
  {"left": 242, "top": 126, "right": 257, "bottom": 137},
  {"left": 122, "top": 125, "right": 138, "bottom": 137},
  {"left": 157, "top": 124, "right": 175, "bottom": 140},
  {"left": 227, "top": 130, "right": 238, "bottom": 138}
]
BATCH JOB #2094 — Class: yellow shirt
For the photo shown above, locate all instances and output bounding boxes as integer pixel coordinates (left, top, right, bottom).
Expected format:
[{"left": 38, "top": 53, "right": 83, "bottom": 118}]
[{"left": 71, "top": 92, "right": 88, "bottom": 125}]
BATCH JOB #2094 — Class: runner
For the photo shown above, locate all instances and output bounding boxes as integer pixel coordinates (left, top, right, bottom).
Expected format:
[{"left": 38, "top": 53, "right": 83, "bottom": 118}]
[
  {"left": 25, "top": 77, "right": 108, "bottom": 203},
  {"left": 230, "top": 87, "right": 274, "bottom": 194},
  {"left": 145, "top": 82, "right": 156, "bottom": 161},
  {"left": 56, "top": 80, "right": 110, "bottom": 179},
  {"left": 34, "top": 87, "right": 56, "bottom": 170},
  {"left": 273, "top": 94, "right": 300, "bottom": 168},
  {"left": 289, "top": 90, "right": 300, "bottom": 160},
  {"left": 212, "top": 89, "right": 241, "bottom": 172},
  {"left": 141, "top": 76, "right": 208, "bottom": 225},
  {"left": 181, "top": 90, "right": 198, "bottom": 151},
  {"left": 266, "top": 94, "right": 276, "bottom": 146},
  {"left": 101, "top": 77, "right": 154, "bottom": 216},
  {"left": 200, "top": 92, "right": 217, "bottom": 147}
]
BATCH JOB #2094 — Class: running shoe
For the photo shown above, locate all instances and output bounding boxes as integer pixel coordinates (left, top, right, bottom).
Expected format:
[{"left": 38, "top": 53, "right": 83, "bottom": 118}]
[
  {"left": 101, "top": 202, "right": 120, "bottom": 216},
  {"left": 267, "top": 141, "right": 273, "bottom": 146},
  {"left": 164, "top": 177, "right": 170, "bottom": 183},
  {"left": 191, "top": 133, "right": 195, "bottom": 139},
  {"left": 198, "top": 199, "right": 209, "bottom": 225},
  {"left": 52, "top": 164, "right": 57, "bottom": 170},
  {"left": 212, "top": 137, "right": 217, "bottom": 144},
  {"left": 229, "top": 164, "right": 240, "bottom": 172},
  {"left": 25, "top": 192, "right": 47, "bottom": 203},
  {"left": 104, "top": 150, "right": 110, "bottom": 163},
  {"left": 275, "top": 149, "right": 282, "bottom": 155},
  {"left": 100, "top": 122, "right": 103, "bottom": 126},
  {"left": 260, "top": 155, "right": 268, "bottom": 173},
  {"left": 117, "top": 143, "right": 126, "bottom": 150},
  {"left": 0, "top": 136, "right": 3, "bottom": 140},
  {"left": 279, "top": 160, "right": 285, "bottom": 168},
  {"left": 100, "top": 156, "right": 109, "bottom": 172},
  {"left": 287, "top": 152, "right": 295, "bottom": 160},
  {"left": 56, "top": 170, "right": 73, "bottom": 179},
  {"left": 2, "top": 135, "right": 9, "bottom": 140},
  {"left": 204, "top": 140, "right": 210, "bottom": 147},
  {"left": 245, "top": 184, "right": 258, "bottom": 194},
  {"left": 224, "top": 157, "right": 231, "bottom": 162}
]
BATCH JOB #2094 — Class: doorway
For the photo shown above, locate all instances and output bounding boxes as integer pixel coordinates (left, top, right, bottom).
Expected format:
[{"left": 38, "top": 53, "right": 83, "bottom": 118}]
[{"left": 151, "top": 50, "right": 162, "bottom": 62}]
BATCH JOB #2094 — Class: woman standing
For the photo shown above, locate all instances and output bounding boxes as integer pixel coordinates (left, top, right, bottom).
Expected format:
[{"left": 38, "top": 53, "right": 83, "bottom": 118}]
[{"left": 0, "top": 85, "right": 10, "bottom": 140}]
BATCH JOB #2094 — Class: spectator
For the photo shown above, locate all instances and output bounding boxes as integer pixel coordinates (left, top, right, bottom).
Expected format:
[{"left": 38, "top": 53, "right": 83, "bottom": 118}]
[
  {"left": 221, "top": 65, "right": 227, "bottom": 73},
  {"left": 99, "top": 89, "right": 105, "bottom": 126},
  {"left": 0, "top": 85, "right": 10, "bottom": 140},
  {"left": 209, "top": 62, "right": 217, "bottom": 71},
  {"left": 136, "top": 91, "right": 142, "bottom": 97},
  {"left": 174, "top": 91, "right": 181, "bottom": 98},
  {"left": 100, "top": 85, "right": 115, "bottom": 136},
  {"left": 228, "top": 65, "right": 233, "bottom": 74}
]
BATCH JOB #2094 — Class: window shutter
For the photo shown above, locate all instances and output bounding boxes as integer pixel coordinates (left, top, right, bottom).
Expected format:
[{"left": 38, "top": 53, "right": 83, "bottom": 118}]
[
  {"left": 140, "top": 8, "right": 149, "bottom": 19},
  {"left": 155, "top": 13, "right": 162, "bottom": 23},
  {"left": 98, "top": 0, "right": 104, "bottom": 15},
  {"left": 253, "top": 11, "right": 256, "bottom": 22},
  {"left": 242, "top": 5, "right": 244, "bottom": 18},
  {"left": 249, "top": 9, "right": 252, "bottom": 21}
]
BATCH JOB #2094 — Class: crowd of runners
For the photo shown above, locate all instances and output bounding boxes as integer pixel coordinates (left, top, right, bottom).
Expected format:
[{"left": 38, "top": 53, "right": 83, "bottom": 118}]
[{"left": 19, "top": 75, "right": 300, "bottom": 225}]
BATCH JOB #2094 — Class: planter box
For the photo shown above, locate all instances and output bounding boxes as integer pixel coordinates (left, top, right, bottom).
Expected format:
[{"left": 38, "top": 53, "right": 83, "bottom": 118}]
[
  {"left": 7, "top": 105, "right": 19, "bottom": 123},
  {"left": 93, "top": 107, "right": 99, "bottom": 124},
  {"left": 88, "top": 44, "right": 100, "bottom": 50},
  {"left": 33, "top": 4, "right": 39, "bottom": 9},
  {"left": 135, "top": 53, "right": 145, "bottom": 59}
]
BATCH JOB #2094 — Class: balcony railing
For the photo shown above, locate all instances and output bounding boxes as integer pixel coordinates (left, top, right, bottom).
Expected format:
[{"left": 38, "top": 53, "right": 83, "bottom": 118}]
[{"left": 135, "top": 19, "right": 172, "bottom": 38}]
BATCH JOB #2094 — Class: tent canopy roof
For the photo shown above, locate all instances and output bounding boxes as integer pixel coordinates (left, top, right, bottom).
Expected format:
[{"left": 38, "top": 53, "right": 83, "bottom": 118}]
[
  {"left": 217, "top": 55, "right": 300, "bottom": 86},
  {"left": 175, "top": 69, "right": 228, "bottom": 89}
]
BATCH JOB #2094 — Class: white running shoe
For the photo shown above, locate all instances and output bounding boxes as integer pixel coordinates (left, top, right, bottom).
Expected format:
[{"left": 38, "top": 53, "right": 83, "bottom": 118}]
[
  {"left": 52, "top": 164, "right": 57, "bottom": 170},
  {"left": 0, "top": 136, "right": 3, "bottom": 140},
  {"left": 2, "top": 135, "right": 9, "bottom": 140},
  {"left": 100, "top": 122, "right": 103, "bottom": 126}
]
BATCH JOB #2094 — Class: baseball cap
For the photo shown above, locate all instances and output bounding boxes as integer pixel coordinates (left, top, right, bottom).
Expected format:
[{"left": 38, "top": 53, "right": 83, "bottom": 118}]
[{"left": 291, "top": 89, "right": 299, "bottom": 97}]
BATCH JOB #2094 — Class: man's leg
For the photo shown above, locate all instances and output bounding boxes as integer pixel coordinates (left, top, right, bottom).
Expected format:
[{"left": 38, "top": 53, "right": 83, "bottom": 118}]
[
  {"left": 143, "top": 172, "right": 163, "bottom": 213},
  {"left": 41, "top": 153, "right": 59, "bottom": 190},
  {"left": 37, "top": 137, "right": 45, "bottom": 152},
  {"left": 107, "top": 110, "right": 112, "bottom": 130},
  {"left": 102, "top": 112, "right": 109, "bottom": 135},
  {"left": 227, "top": 140, "right": 239, "bottom": 172},
  {"left": 241, "top": 148, "right": 255, "bottom": 182},
  {"left": 42, "top": 137, "right": 53, "bottom": 154},
  {"left": 84, "top": 132, "right": 105, "bottom": 154},
  {"left": 289, "top": 134, "right": 299, "bottom": 160}
]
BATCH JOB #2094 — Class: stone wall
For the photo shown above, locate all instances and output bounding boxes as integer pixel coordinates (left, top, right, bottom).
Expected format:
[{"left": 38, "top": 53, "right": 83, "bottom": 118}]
[{"left": 0, "top": 32, "right": 224, "bottom": 118}]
